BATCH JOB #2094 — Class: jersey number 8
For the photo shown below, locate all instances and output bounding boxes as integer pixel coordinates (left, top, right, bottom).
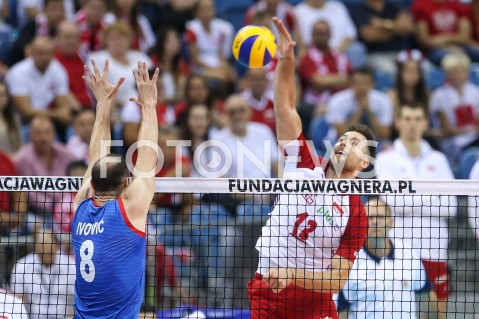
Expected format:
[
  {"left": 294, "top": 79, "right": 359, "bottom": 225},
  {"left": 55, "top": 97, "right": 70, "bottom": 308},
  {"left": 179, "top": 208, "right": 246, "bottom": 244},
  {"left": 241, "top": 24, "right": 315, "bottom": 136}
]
[{"left": 80, "top": 240, "right": 96, "bottom": 282}]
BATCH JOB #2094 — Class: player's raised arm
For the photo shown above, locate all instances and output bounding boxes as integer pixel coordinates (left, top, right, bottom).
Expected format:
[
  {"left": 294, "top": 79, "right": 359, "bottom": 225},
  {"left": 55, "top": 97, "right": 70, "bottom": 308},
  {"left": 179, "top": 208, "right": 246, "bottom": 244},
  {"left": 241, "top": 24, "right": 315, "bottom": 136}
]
[
  {"left": 73, "top": 60, "right": 125, "bottom": 211},
  {"left": 272, "top": 17, "right": 302, "bottom": 144},
  {"left": 122, "top": 63, "right": 159, "bottom": 222}
]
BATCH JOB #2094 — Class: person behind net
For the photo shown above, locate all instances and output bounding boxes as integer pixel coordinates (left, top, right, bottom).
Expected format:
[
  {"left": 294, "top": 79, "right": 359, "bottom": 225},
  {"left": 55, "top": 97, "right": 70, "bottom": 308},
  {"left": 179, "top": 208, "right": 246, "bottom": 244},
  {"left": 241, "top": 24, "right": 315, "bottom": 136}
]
[
  {"left": 71, "top": 60, "right": 159, "bottom": 318},
  {"left": 337, "top": 198, "right": 433, "bottom": 319},
  {"left": 246, "top": 17, "right": 376, "bottom": 319}
]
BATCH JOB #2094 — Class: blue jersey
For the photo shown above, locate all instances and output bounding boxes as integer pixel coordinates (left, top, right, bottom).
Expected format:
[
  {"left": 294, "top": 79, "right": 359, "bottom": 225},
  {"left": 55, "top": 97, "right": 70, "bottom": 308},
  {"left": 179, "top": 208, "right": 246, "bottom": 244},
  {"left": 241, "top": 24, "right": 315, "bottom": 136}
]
[{"left": 71, "top": 198, "right": 146, "bottom": 319}]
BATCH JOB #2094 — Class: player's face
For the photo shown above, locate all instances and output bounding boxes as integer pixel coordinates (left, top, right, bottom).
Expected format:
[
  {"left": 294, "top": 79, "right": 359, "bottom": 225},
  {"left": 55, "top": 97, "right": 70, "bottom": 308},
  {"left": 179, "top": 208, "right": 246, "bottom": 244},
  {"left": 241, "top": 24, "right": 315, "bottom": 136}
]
[
  {"left": 331, "top": 131, "right": 369, "bottom": 173},
  {"left": 366, "top": 203, "right": 393, "bottom": 238},
  {"left": 395, "top": 107, "right": 427, "bottom": 142}
]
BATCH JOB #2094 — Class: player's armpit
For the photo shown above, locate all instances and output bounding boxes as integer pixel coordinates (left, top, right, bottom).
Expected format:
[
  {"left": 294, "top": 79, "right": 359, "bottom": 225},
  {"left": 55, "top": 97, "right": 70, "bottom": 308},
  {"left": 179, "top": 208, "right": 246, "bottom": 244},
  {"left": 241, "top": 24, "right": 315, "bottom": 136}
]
[
  {"left": 292, "top": 256, "right": 353, "bottom": 293},
  {"left": 120, "top": 178, "right": 155, "bottom": 230}
]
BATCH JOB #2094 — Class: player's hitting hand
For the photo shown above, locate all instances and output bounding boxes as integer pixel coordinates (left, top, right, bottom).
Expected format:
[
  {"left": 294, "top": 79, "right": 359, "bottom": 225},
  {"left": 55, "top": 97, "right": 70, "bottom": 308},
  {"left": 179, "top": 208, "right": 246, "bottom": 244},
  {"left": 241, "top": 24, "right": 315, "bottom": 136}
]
[
  {"left": 130, "top": 62, "right": 159, "bottom": 107},
  {"left": 263, "top": 267, "right": 294, "bottom": 293},
  {"left": 272, "top": 17, "right": 296, "bottom": 60},
  {"left": 83, "top": 59, "right": 125, "bottom": 103}
]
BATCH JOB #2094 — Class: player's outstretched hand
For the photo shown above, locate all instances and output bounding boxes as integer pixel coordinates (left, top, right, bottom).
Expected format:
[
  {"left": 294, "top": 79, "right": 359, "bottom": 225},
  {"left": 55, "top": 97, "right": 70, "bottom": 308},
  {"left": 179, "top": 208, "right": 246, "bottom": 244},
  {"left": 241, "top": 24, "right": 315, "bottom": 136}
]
[
  {"left": 83, "top": 59, "right": 125, "bottom": 103},
  {"left": 272, "top": 17, "right": 296, "bottom": 60},
  {"left": 263, "top": 267, "right": 294, "bottom": 293},
  {"left": 130, "top": 62, "right": 159, "bottom": 107}
]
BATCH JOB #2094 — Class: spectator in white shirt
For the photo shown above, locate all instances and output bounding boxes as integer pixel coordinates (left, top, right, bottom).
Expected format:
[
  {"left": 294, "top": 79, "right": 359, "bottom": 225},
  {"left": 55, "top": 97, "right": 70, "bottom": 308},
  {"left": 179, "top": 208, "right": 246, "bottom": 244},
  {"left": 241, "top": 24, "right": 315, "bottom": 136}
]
[
  {"left": 376, "top": 103, "right": 457, "bottom": 318},
  {"left": 10, "top": 227, "right": 75, "bottom": 319},
  {"left": 6, "top": 36, "right": 71, "bottom": 141},
  {"left": 326, "top": 67, "right": 393, "bottom": 144},
  {"left": 67, "top": 109, "right": 95, "bottom": 163},
  {"left": 185, "top": 0, "right": 237, "bottom": 98},
  {"left": 87, "top": 22, "right": 152, "bottom": 110},
  {"left": 430, "top": 53, "right": 479, "bottom": 162},
  {"left": 211, "top": 94, "right": 279, "bottom": 308},
  {"left": 295, "top": 0, "right": 366, "bottom": 67},
  {"left": 338, "top": 198, "right": 432, "bottom": 319}
]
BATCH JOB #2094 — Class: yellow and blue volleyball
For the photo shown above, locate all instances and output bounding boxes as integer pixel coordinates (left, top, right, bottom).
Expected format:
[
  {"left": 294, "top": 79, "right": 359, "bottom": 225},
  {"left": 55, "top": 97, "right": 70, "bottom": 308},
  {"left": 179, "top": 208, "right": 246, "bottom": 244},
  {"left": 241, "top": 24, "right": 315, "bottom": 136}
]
[{"left": 232, "top": 25, "right": 277, "bottom": 69}]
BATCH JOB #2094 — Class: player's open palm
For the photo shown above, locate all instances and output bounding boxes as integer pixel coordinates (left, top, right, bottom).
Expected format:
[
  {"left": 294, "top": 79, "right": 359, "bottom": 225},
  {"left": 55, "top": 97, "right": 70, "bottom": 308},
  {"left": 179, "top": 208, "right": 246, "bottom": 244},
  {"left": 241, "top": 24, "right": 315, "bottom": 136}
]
[
  {"left": 83, "top": 59, "right": 125, "bottom": 103},
  {"left": 131, "top": 62, "right": 159, "bottom": 107},
  {"left": 272, "top": 17, "right": 296, "bottom": 60}
]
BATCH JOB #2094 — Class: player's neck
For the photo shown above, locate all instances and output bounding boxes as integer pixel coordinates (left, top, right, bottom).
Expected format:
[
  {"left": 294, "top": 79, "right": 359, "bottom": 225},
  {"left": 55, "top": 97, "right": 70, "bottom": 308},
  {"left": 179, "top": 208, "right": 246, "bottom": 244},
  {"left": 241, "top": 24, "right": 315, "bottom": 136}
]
[
  {"left": 93, "top": 194, "right": 117, "bottom": 206},
  {"left": 400, "top": 138, "right": 422, "bottom": 157},
  {"left": 325, "top": 167, "right": 356, "bottom": 179}
]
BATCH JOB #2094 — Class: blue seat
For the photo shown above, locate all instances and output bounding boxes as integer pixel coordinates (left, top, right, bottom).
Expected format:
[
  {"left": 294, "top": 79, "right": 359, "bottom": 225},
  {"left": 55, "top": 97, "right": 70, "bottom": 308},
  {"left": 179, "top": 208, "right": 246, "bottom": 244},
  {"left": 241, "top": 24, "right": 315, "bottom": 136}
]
[
  {"left": 458, "top": 147, "right": 479, "bottom": 179},
  {"left": 309, "top": 116, "right": 331, "bottom": 156},
  {"left": 425, "top": 67, "right": 445, "bottom": 90}
]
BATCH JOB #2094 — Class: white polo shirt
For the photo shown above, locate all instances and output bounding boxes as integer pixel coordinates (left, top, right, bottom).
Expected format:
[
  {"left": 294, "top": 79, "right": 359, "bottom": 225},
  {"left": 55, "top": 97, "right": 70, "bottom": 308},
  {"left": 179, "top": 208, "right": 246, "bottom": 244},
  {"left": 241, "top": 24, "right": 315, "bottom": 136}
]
[
  {"left": 6, "top": 58, "right": 69, "bottom": 110},
  {"left": 10, "top": 252, "right": 76, "bottom": 319},
  {"left": 341, "top": 239, "right": 428, "bottom": 319},
  {"left": 0, "top": 289, "right": 29, "bottom": 319},
  {"left": 376, "top": 139, "right": 457, "bottom": 260},
  {"left": 295, "top": 1, "right": 357, "bottom": 48},
  {"left": 468, "top": 161, "right": 479, "bottom": 240}
]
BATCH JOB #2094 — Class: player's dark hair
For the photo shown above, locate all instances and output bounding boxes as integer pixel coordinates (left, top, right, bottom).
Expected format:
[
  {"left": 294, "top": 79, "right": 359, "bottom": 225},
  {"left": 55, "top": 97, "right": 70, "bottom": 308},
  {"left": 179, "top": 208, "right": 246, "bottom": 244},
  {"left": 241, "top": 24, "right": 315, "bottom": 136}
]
[
  {"left": 345, "top": 123, "right": 376, "bottom": 160},
  {"left": 91, "top": 154, "right": 129, "bottom": 194},
  {"left": 66, "top": 160, "right": 88, "bottom": 176}
]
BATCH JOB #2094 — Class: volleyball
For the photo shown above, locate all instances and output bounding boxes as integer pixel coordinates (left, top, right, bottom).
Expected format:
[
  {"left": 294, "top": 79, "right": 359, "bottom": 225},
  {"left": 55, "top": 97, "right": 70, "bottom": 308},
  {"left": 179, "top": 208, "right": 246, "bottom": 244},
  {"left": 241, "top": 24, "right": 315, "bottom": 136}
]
[{"left": 232, "top": 25, "right": 277, "bottom": 69}]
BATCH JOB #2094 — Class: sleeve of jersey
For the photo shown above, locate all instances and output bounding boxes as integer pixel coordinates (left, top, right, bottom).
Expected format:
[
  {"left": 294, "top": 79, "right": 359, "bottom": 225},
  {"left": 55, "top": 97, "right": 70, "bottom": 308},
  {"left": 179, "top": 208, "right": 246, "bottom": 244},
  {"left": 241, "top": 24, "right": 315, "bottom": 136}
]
[
  {"left": 335, "top": 197, "right": 368, "bottom": 263},
  {"left": 282, "top": 132, "right": 316, "bottom": 170}
]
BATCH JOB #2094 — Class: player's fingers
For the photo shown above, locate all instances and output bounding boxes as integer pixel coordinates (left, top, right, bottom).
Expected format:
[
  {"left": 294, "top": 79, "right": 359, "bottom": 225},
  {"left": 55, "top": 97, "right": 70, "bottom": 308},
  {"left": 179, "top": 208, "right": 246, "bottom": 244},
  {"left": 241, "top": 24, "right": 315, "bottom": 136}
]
[
  {"left": 91, "top": 60, "right": 101, "bottom": 78},
  {"left": 82, "top": 76, "right": 93, "bottom": 89},
  {"left": 151, "top": 67, "right": 159, "bottom": 83},
  {"left": 111, "top": 77, "right": 125, "bottom": 96},
  {"left": 84, "top": 65, "right": 95, "bottom": 81},
  {"left": 103, "top": 59, "right": 110, "bottom": 78},
  {"left": 142, "top": 62, "right": 148, "bottom": 81},
  {"left": 132, "top": 69, "right": 140, "bottom": 82},
  {"left": 129, "top": 96, "right": 138, "bottom": 104}
]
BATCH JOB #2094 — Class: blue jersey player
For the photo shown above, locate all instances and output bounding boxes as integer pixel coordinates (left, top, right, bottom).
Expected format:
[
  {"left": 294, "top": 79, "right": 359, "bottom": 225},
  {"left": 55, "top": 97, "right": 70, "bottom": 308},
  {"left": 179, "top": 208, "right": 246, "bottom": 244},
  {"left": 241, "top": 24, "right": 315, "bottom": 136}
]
[{"left": 71, "top": 60, "right": 159, "bottom": 318}]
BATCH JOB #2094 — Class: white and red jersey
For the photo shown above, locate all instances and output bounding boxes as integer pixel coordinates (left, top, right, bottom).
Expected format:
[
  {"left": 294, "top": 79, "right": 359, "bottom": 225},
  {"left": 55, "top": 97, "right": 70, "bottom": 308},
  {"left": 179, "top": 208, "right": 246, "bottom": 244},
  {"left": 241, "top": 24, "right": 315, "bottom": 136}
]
[
  {"left": 244, "top": 1, "right": 298, "bottom": 40},
  {"left": 0, "top": 289, "right": 28, "bottom": 319},
  {"left": 240, "top": 89, "right": 276, "bottom": 133},
  {"left": 185, "top": 18, "right": 235, "bottom": 69},
  {"left": 255, "top": 133, "right": 368, "bottom": 275}
]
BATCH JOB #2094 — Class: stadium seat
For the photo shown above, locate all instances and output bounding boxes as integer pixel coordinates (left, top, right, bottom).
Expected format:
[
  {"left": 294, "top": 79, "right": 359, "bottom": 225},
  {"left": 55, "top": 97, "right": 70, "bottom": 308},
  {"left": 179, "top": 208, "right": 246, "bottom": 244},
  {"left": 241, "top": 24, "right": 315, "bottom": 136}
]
[
  {"left": 457, "top": 147, "right": 479, "bottom": 179},
  {"left": 309, "top": 116, "right": 331, "bottom": 157},
  {"left": 424, "top": 66, "right": 445, "bottom": 90}
]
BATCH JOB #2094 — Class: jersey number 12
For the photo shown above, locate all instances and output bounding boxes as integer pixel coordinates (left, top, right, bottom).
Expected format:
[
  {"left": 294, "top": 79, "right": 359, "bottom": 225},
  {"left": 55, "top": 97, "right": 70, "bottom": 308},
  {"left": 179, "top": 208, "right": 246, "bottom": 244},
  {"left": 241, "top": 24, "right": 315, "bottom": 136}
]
[{"left": 290, "top": 212, "right": 317, "bottom": 242}]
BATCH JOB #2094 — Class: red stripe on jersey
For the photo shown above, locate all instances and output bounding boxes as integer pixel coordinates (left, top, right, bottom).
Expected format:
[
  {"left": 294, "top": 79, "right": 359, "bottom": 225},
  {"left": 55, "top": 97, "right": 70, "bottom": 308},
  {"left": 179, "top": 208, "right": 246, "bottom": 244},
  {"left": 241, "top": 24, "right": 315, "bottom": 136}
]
[
  {"left": 333, "top": 201, "right": 344, "bottom": 215},
  {"left": 117, "top": 197, "right": 146, "bottom": 237}
]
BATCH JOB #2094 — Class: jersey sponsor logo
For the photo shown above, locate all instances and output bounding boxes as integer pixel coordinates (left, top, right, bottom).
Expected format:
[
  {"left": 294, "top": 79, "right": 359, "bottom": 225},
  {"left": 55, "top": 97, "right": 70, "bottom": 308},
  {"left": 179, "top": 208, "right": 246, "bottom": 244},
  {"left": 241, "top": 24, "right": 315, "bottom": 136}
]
[
  {"left": 318, "top": 207, "right": 340, "bottom": 231},
  {"left": 302, "top": 194, "right": 315, "bottom": 205},
  {"left": 76, "top": 219, "right": 105, "bottom": 236}
]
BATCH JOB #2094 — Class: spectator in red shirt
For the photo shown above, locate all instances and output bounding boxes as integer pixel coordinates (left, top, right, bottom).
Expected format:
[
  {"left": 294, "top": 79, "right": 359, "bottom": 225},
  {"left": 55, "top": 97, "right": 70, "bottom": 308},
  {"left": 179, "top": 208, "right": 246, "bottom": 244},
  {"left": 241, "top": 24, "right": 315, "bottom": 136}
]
[
  {"left": 55, "top": 21, "right": 92, "bottom": 111},
  {"left": 412, "top": 0, "right": 479, "bottom": 65},
  {"left": 75, "top": 0, "right": 108, "bottom": 59},
  {"left": 240, "top": 69, "right": 276, "bottom": 133},
  {"left": 0, "top": 151, "right": 28, "bottom": 238},
  {"left": 298, "top": 20, "right": 351, "bottom": 130}
]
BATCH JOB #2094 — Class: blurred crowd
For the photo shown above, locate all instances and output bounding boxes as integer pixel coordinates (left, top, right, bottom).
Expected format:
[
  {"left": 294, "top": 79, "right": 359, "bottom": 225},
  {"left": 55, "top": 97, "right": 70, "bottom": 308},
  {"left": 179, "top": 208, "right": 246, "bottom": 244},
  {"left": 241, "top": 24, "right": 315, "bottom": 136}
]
[{"left": 0, "top": 0, "right": 479, "bottom": 316}]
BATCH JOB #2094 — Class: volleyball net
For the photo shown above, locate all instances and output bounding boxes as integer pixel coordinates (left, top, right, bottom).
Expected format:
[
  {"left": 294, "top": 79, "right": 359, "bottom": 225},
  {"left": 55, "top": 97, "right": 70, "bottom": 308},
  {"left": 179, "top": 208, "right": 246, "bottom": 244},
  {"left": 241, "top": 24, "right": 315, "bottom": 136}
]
[{"left": 0, "top": 176, "right": 477, "bottom": 318}]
